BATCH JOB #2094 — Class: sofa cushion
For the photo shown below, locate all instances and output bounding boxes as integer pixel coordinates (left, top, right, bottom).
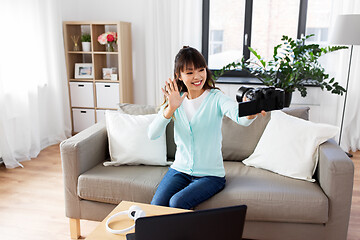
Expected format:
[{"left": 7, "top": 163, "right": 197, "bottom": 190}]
[
  {"left": 222, "top": 113, "right": 270, "bottom": 161},
  {"left": 78, "top": 163, "right": 169, "bottom": 204},
  {"left": 196, "top": 161, "right": 328, "bottom": 224},
  {"left": 118, "top": 103, "right": 176, "bottom": 160},
  {"left": 79, "top": 161, "right": 328, "bottom": 224},
  {"left": 282, "top": 106, "right": 310, "bottom": 120},
  {"left": 242, "top": 110, "right": 338, "bottom": 182},
  {"left": 221, "top": 107, "right": 310, "bottom": 161},
  {"left": 104, "top": 112, "right": 170, "bottom": 166}
]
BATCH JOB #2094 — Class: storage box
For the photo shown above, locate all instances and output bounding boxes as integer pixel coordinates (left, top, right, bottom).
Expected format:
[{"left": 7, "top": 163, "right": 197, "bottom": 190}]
[
  {"left": 70, "top": 82, "right": 94, "bottom": 108},
  {"left": 72, "top": 108, "right": 95, "bottom": 133},
  {"left": 96, "top": 82, "right": 120, "bottom": 108}
]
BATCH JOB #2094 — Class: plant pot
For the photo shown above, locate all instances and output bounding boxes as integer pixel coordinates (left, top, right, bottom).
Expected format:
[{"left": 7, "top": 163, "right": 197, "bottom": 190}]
[
  {"left": 284, "top": 91, "right": 292, "bottom": 108},
  {"left": 82, "top": 42, "right": 91, "bottom": 52}
]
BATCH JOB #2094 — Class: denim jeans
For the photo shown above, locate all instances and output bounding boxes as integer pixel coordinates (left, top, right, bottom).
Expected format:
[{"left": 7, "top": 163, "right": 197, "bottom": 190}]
[{"left": 151, "top": 168, "right": 226, "bottom": 209}]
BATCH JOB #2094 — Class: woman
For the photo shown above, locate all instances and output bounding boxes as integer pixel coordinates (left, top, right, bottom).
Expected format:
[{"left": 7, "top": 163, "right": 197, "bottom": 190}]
[{"left": 148, "top": 46, "right": 265, "bottom": 209}]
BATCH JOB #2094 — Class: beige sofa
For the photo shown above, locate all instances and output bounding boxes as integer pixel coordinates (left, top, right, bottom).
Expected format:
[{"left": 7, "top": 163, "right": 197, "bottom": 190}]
[{"left": 60, "top": 104, "right": 354, "bottom": 240}]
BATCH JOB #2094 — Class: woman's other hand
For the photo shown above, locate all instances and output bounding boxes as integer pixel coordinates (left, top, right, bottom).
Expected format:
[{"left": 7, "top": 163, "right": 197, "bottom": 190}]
[
  {"left": 242, "top": 96, "right": 266, "bottom": 119},
  {"left": 161, "top": 78, "right": 188, "bottom": 119}
]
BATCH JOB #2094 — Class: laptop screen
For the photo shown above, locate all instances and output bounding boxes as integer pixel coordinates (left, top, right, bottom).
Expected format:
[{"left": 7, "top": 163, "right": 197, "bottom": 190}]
[{"left": 128, "top": 205, "right": 247, "bottom": 240}]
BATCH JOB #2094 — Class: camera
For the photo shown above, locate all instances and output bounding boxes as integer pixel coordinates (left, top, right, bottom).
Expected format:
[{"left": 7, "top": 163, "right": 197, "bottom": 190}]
[{"left": 236, "top": 86, "right": 285, "bottom": 117}]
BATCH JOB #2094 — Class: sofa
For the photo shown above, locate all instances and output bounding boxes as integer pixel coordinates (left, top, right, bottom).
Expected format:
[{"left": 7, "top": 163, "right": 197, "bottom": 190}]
[{"left": 60, "top": 103, "right": 354, "bottom": 240}]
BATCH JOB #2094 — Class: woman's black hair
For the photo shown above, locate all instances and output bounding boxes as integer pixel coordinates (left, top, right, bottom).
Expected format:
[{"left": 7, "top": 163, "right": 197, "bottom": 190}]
[
  {"left": 161, "top": 46, "right": 218, "bottom": 114},
  {"left": 173, "top": 46, "right": 217, "bottom": 93}
]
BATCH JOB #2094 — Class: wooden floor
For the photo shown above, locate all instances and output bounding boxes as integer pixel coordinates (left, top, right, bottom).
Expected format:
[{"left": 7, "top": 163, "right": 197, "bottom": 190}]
[{"left": 0, "top": 144, "right": 359, "bottom": 240}]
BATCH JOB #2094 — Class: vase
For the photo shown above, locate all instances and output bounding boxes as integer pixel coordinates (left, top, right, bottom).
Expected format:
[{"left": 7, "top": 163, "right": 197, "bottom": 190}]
[
  {"left": 73, "top": 43, "right": 80, "bottom": 51},
  {"left": 284, "top": 92, "right": 292, "bottom": 108},
  {"left": 106, "top": 42, "right": 114, "bottom": 52},
  {"left": 82, "top": 42, "right": 91, "bottom": 52}
]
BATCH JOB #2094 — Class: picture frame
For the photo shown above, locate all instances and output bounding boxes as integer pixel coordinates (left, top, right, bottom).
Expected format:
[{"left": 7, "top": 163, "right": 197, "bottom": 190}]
[
  {"left": 75, "top": 63, "right": 93, "bottom": 79},
  {"left": 102, "top": 67, "right": 117, "bottom": 80}
]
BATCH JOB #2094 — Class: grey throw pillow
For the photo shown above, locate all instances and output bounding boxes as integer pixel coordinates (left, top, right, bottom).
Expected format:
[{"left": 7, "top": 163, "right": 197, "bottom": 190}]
[
  {"left": 222, "top": 113, "right": 271, "bottom": 161},
  {"left": 118, "top": 103, "right": 157, "bottom": 115}
]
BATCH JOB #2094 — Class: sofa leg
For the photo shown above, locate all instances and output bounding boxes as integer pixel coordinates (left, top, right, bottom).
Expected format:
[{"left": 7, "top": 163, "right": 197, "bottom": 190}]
[{"left": 69, "top": 218, "right": 81, "bottom": 239}]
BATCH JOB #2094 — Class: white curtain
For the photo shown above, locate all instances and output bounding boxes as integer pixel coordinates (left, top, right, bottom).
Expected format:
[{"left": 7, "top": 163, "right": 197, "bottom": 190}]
[
  {"left": 145, "top": 0, "right": 203, "bottom": 106},
  {"left": 325, "top": 1, "right": 360, "bottom": 152},
  {"left": 0, "top": 0, "right": 71, "bottom": 168}
]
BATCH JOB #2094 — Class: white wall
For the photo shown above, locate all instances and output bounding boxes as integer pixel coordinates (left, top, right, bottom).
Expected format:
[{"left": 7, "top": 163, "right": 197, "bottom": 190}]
[
  {"left": 60, "top": 0, "right": 149, "bottom": 104},
  {"left": 58, "top": 1, "right": 344, "bottom": 126}
]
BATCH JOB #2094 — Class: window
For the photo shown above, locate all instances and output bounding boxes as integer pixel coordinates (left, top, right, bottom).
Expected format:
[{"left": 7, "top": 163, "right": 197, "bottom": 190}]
[
  {"left": 209, "top": 30, "right": 224, "bottom": 55},
  {"left": 251, "top": 0, "right": 300, "bottom": 61},
  {"left": 207, "top": 0, "right": 246, "bottom": 69},
  {"left": 305, "top": 0, "right": 333, "bottom": 45},
  {"left": 306, "top": 28, "right": 328, "bottom": 44},
  {"left": 202, "top": 0, "right": 309, "bottom": 76}
]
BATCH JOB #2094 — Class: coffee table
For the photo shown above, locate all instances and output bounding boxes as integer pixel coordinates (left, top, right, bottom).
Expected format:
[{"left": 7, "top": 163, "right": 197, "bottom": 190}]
[{"left": 85, "top": 201, "right": 191, "bottom": 240}]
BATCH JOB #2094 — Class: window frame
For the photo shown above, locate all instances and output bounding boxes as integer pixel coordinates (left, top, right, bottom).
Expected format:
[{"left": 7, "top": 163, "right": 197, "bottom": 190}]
[{"left": 202, "top": 0, "right": 309, "bottom": 79}]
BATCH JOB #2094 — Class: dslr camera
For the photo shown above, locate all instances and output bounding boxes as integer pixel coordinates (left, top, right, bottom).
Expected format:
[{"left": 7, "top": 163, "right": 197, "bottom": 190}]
[{"left": 236, "top": 86, "right": 285, "bottom": 117}]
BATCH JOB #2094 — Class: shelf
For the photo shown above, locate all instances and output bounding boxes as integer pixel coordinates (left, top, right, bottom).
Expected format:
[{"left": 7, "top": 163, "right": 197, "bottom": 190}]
[
  {"left": 94, "top": 80, "right": 120, "bottom": 83},
  {"left": 68, "top": 51, "right": 92, "bottom": 54},
  {"left": 64, "top": 21, "right": 133, "bottom": 134},
  {"left": 71, "top": 107, "right": 117, "bottom": 110},
  {"left": 66, "top": 55, "right": 92, "bottom": 80},
  {"left": 67, "top": 51, "right": 119, "bottom": 54},
  {"left": 70, "top": 79, "right": 94, "bottom": 82},
  {"left": 93, "top": 54, "right": 119, "bottom": 80},
  {"left": 93, "top": 51, "right": 119, "bottom": 54},
  {"left": 69, "top": 79, "right": 120, "bottom": 83},
  {"left": 92, "top": 24, "right": 118, "bottom": 52}
]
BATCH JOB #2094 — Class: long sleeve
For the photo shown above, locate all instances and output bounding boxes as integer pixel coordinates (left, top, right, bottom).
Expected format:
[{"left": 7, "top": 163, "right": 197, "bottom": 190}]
[
  {"left": 217, "top": 91, "right": 255, "bottom": 126},
  {"left": 148, "top": 108, "right": 171, "bottom": 140}
]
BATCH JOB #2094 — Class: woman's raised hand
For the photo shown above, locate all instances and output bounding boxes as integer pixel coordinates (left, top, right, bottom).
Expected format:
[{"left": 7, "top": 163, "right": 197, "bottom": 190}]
[{"left": 161, "top": 78, "right": 188, "bottom": 119}]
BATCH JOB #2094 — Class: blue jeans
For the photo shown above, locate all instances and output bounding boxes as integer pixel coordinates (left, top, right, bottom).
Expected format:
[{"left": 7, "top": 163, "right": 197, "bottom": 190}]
[{"left": 151, "top": 168, "right": 226, "bottom": 209}]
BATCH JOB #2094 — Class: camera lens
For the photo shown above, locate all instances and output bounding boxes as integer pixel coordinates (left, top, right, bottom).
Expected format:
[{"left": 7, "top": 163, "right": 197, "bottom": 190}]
[{"left": 245, "top": 89, "right": 255, "bottom": 101}]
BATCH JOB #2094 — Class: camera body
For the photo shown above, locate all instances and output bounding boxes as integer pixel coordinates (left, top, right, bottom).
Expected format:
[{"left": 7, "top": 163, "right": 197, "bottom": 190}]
[{"left": 236, "top": 86, "right": 285, "bottom": 117}]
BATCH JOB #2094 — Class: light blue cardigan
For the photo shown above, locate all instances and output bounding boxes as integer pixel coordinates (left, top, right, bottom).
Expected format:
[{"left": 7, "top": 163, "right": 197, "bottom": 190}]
[{"left": 148, "top": 89, "right": 254, "bottom": 177}]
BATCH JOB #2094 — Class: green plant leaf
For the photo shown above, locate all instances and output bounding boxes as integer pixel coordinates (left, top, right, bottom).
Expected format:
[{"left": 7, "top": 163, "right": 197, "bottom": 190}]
[{"left": 214, "top": 33, "right": 347, "bottom": 97}]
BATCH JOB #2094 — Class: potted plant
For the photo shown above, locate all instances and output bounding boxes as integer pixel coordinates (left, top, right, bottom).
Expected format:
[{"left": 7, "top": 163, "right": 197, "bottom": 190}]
[
  {"left": 213, "top": 34, "right": 347, "bottom": 107},
  {"left": 81, "top": 34, "right": 91, "bottom": 52}
]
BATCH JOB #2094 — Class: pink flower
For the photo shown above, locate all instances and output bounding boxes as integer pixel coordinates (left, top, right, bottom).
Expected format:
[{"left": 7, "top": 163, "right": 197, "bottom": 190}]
[{"left": 97, "top": 32, "right": 118, "bottom": 45}]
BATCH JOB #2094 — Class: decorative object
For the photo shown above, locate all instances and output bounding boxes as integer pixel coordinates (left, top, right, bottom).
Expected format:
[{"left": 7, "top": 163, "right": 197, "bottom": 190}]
[
  {"left": 81, "top": 34, "right": 91, "bottom": 52},
  {"left": 213, "top": 34, "right": 347, "bottom": 107},
  {"left": 74, "top": 63, "right": 93, "bottom": 79},
  {"left": 329, "top": 14, "right": 360, "bottom": 151},
  {"left": 70, "top": 35, "right": 80, "bottom": 51},
  {"left": 98, "top": 32, "right": 118, "bottom": 52},
  {"left": 111, "top": 74, "right": 118, "bottom": 81},
  {"left": 102, "top": 67, "right": 117, "bottom": 80},
  {"left": 106, "top": 43, "right": 114, "bottom": 52},
  {"left": 243, "top": 110, "right": 339, "bottom": 182},
  {"left": 103, "top": 111, "right": 171, "bottom": 166}
]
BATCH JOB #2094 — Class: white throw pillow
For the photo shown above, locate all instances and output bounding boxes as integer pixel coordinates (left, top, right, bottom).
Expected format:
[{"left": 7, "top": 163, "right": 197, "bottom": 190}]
[
  {"left": 104, "top": 111, "right": 170, "bottom": 166},
  {"left": 243, "top": 110, "right": 339, "bottom": 182}
]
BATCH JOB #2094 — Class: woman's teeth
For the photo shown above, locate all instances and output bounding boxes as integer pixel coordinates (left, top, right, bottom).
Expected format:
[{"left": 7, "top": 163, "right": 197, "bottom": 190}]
[{"left": 193, "top": 80, "right": 202, "bottom": 86}]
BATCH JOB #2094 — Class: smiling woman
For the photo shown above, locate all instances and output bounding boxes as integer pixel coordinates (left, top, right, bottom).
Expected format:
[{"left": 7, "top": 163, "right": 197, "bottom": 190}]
[{"left": 0, "top": 0, "right": 71, "bottom": 168}]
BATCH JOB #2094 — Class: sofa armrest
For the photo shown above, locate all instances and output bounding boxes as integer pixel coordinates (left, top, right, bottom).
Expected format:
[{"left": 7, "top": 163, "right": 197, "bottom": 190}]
[
  {"left": 60, "top": 122, "right": 108, "bottom": 218},
  {"left": 317, "top": 139, "right": 354, "bottom": 239}
]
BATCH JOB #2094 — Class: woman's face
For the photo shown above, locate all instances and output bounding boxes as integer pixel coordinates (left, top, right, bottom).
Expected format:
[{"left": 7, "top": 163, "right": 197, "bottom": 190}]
[{"left": 179, "top": 64, "right": 207, "bottom": 95}]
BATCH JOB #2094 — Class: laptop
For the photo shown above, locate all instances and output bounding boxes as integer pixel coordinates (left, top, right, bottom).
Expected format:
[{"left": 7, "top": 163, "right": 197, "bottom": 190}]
[{"left": 126, "top": 205, "right": 247, "bottom": 240}]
